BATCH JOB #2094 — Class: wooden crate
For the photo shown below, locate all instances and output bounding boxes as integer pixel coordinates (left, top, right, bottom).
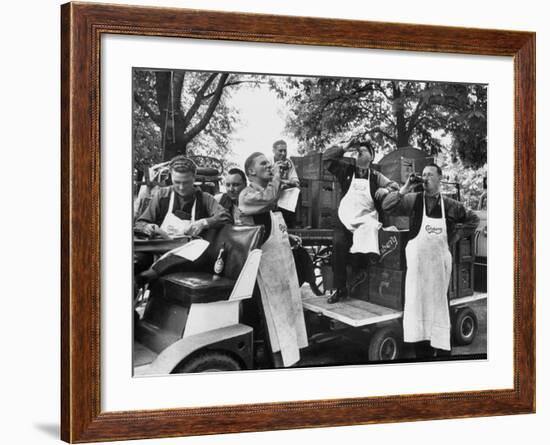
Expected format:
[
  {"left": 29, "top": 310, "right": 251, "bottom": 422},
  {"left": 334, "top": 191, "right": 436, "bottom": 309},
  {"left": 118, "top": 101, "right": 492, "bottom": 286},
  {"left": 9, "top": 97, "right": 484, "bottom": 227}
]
[
  {"left": 457, "top": 262, "right": 475, "bottom": 297},
  {"left": 292, "top": 153, "right": 337, "bottom": 181},
  {"left": 368, "top": 266, "right": 406, "bottom": 310},
  {"left": 318, "top": 208, "right": 339, "bottom": 229},
  {"left": 474, "top": 257, "right": 487, "bottom": 292},
  {"left": 386, "top": 216, "right": 410, "bottom": 230},
  {"left": 377, "top": 229, "right": 408, "bottom": 270},
  {"left": 447, "top": 231, "right": 475, "bottom": 299},
  {"left": 295, "top": 178, "right": 341, "bottom": 229},
  {"left": 457, "top": 231, "right": 475, "bottom": 261},
  {"left": 299, "top": 179, "right": 312, "bottom": 206},
  {"left": 319, "top": 180, "right": 339, "bottom": 208},
  {"left": 295, "top": 205, "right": 313, "bottom": 228},
  {"left": 291, "top": 156, "right": 304, "bottom": 179}
]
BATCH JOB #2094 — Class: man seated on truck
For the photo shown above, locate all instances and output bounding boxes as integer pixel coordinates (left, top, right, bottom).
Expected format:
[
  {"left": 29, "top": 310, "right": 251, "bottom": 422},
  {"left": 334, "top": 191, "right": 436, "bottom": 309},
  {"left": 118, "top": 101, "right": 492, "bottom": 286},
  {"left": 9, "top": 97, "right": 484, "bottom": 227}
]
[
  {"left": 323, "top": 140, "right": 399, "bottom": 303},
  {"left": 134, "top": 155, "right": 231, "bottom": 279},
  {"left": 382, "top": 164, "right": 479, "bottom": 358},
  {"left": 271, "top": 139, "right": 300, "bottom": 228},
  {"left": 215, "top": 167, "right": 247, "bottom": 225}
]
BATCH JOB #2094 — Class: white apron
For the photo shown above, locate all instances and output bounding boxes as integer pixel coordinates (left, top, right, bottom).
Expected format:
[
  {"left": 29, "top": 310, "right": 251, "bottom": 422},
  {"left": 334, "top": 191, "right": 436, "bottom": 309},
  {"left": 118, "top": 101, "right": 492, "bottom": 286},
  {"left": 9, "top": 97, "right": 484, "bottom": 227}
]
[
  {"left": 403, "top": 193, "right": 453, "bottom": 351},
  {"left": 256, "top": 211, "right": 308, "bottom": 367},
  {"left": 159, "top": 190, "right": 196, "bottom": 238},
  {"left": 337, "top": 173, "right": 381, "bottom": 254}
]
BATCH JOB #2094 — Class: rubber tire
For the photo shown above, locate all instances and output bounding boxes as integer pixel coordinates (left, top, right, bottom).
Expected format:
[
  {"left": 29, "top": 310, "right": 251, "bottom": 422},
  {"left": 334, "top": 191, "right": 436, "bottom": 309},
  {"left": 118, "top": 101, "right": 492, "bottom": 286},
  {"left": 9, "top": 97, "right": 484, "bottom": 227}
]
[
  {"left": 368, "top": 325, "right": 401, "bottom": 361},
  {"left": 173, "top": 351, "right": 242, "bottom": 374},
  {"left": 452, "top": 307, "right": 478, "bottom": 346}
]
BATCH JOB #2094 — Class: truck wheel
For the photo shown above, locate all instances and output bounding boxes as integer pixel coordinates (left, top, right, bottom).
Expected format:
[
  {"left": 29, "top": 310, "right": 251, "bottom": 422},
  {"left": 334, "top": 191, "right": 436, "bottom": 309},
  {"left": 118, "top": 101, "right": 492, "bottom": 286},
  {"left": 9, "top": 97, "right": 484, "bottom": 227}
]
[
  {"left": 368, "top": 325, "right": 401, "bottom": 361},
  {"left": 173, "top": 351, "right": 242, "bottom": 373},
  {"left": 452, "top": 307, "right": 478, "bottom": 346}
]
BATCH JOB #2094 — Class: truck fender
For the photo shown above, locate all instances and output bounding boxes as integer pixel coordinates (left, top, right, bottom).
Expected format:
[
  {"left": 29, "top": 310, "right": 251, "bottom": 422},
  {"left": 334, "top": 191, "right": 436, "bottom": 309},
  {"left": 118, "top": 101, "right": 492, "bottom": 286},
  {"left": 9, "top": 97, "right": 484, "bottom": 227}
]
[{"left": 146, "top": 324, "right": 252, "bottom": 375}]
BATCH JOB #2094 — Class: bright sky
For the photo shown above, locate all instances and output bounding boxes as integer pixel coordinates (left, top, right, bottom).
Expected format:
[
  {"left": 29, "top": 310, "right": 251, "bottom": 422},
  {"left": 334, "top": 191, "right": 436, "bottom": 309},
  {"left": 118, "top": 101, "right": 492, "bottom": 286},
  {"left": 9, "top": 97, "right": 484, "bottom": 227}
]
[{"left": 226, "top": 83, "right": 299, "bottom": 168}]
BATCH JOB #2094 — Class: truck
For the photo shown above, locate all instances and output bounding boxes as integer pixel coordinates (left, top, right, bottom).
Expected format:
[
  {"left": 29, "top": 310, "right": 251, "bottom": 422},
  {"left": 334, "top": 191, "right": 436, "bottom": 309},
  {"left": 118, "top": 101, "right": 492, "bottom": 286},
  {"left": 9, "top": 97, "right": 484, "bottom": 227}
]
[{"left": 133, "top": 149, "right": 487, "bottom": 373}]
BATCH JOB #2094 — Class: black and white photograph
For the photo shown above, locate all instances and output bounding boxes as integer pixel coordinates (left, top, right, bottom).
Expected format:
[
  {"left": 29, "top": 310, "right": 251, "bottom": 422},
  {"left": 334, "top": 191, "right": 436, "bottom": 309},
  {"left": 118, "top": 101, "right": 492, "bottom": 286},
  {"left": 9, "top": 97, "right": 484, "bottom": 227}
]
[{"left": 132, "top": 68, "right": 488, "bottom": 376}]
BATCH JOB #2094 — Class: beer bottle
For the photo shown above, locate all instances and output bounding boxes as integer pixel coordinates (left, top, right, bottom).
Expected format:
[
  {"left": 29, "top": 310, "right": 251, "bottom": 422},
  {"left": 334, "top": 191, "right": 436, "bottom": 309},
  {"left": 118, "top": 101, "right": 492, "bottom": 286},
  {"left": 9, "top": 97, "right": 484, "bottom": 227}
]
[{"left": 213, "top": 243, "right": 226, "bottom": 279}]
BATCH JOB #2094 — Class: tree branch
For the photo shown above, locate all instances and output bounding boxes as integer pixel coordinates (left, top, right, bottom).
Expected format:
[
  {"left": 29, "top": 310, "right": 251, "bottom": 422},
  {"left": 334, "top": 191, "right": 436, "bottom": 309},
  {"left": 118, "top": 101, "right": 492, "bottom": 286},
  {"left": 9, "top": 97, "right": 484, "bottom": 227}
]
[
  {"left": 406, "top": 97, "right": 426, "bottom": 133},
  {"left": 133, "top": 92, "right": 162, "bottom": 127},
  {"left": 182, "top": 73, "right": 219, "bottom": 129},
  {"left": 364, "top": 127, "right": 397, "bottom": 143},
  {"left": 186, "top": 73, "right": 230, "bottom": 141},
  {"left": 202, "top": 80, "right": 268, "bottom": 99},
  {"left": 173, "top": 71, "right": 185, "bottom": 120}
]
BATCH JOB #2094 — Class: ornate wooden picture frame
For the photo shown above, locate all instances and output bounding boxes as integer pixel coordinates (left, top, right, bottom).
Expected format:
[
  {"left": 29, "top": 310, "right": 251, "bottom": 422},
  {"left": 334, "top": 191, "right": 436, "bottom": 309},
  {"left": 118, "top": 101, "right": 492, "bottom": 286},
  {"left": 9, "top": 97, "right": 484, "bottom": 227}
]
[{"left": 61, "top": 2, "right": 535, "bottom": 442}]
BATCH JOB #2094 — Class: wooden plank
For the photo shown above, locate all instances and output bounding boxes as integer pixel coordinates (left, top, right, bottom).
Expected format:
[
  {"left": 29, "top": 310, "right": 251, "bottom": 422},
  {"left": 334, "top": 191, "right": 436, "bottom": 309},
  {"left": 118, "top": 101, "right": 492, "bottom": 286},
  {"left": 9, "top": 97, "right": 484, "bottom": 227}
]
[
  {"left": 450, "top": 292, "right": 488, "bottom": 307},
  {"left": 301, "top": 288, "right": 402, "bottom": 327}
]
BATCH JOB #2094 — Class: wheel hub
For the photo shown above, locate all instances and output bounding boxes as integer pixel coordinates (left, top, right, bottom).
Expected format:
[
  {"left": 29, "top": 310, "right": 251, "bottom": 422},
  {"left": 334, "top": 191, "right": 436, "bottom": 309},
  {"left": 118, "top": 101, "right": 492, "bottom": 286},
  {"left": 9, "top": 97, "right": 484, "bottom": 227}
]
[
  {"left": 379, "top": 337, "right": 397, "bottom": 360},
  {"left": 461, "top": 315, "right": 475, "bottom": 338}
]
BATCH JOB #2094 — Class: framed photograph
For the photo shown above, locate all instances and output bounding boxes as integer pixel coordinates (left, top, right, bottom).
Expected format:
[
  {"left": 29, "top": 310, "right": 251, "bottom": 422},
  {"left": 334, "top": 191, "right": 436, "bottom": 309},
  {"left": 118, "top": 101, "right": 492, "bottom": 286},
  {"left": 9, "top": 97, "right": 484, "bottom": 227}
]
[{"left": 61, "top": 2, "right": 535, "bottom": 442}]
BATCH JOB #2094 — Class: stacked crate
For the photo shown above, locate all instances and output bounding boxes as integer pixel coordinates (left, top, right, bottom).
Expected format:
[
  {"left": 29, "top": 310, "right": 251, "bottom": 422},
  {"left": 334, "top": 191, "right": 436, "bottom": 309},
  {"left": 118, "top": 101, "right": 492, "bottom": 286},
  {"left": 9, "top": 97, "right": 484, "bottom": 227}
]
[
  {"left": 365, "top": 229, "right": 409, "bottom": 310},
  {"left": 365, "top": 227, "right": 475, "bottom": 310},
  {"left": 291, "top": 153, "right": 341, "bottom": 229},
  {"left": 448, "top": 227, "right": 475, "bottom": 299}
]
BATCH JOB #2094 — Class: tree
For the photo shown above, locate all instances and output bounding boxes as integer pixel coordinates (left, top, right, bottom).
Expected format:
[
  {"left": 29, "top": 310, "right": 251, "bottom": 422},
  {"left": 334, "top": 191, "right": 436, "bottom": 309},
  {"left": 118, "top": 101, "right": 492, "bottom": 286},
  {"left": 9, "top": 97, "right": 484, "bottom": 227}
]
[
  {"left": 133, "top": 69, "right": 262, "bottom": 171},
  {"left": 447, "top": 84, "right": 487, "bottom": 168},
  {"left": 276, "top": 77, "right": 486, "bottom": 168}
]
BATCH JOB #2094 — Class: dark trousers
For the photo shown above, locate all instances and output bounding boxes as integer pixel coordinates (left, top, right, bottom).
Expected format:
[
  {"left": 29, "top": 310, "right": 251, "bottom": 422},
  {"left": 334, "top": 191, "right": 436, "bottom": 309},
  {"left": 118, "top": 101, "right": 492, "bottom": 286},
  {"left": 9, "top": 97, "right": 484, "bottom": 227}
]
[
  {"left": 134, "top": 252, "right": 154, "bottom": 275},
  {"left": 412, "top": 341, "right": 451, "bottom": 359},
  {"left": 332, "top": 224, "right": 367, "bottom": 290},
  {"left": 278, "top": 207, "right": 296, "bottom": 229}
]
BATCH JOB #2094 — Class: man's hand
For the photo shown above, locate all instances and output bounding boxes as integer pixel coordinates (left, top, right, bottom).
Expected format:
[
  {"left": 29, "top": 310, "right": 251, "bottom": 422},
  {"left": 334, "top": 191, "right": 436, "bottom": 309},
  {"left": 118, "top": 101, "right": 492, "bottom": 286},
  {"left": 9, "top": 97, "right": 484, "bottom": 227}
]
[
  {"left": 140, "top": 224, "right": 172, "bottom": 239},
  {"left": 374, "top": 187, "right": 390, "bottom": 201},
  {"left": 400, "top": 173, "right": 417, "bottom": 195},
  {"left": 184, "top": 219, "right": 208, "bottom": 237},
  {"left": 142, "top": 223, "right": 161, "bottom": 237},
  {"left": 207, "top": 211, "right": 232, "bottom": 228},
  {"left": 272, "top": 161, "right": 284, "bottom": 179},
  {"left": 281, "top": 179, "right": 298, "bottom": 189},
  {"left": 387, "top": 182, "right": 400, "bottom": 191},
  {"left": 343, "top": 137, "right": 359, "bottom": 152},
  {"left": 288, "top": 234, "right": 302, "bottom": 249}
]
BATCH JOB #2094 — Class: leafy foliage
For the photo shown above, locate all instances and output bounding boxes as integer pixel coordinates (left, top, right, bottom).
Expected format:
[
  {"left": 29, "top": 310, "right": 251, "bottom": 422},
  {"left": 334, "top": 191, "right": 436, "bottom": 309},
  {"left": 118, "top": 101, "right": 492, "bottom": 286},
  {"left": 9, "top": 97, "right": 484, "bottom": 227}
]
[
  {"left": 446, "top": 84, "right": 487, "bottom": 168},
  {"left": 133, "top": 69, "right": 264, "bottom": 172},
  {"left": 274, "top": 77, "right": 487, "bottom": 169}
]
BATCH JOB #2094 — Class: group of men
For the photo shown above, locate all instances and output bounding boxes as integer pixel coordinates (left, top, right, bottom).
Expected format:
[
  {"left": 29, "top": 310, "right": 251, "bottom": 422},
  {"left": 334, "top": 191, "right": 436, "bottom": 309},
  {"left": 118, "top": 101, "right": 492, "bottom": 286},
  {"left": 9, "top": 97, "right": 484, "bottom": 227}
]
[
  {"left": 323, "top": 139, "right": 479, "bottom": 357},
  {"left": 136, "top": 139, "right": 298, "bottom": 237},
  {"left": 134, "top": 137, "right": 478, "bottom": 359},
  {"left": 134, "top": 139, "right": 318, "bottom": 290}
]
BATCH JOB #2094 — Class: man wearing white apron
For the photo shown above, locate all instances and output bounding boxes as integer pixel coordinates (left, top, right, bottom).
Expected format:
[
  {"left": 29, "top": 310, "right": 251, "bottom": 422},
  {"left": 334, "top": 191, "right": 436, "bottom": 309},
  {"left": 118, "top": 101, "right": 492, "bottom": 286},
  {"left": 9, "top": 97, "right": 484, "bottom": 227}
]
[
  {"left": 238, "top": 152, "right": 314, "bottom": 367},
  {"left": 134, "top": 155, "right": 231, "bottom": 277},
  {"left": 383, "top": 164, "right": 479, "bottom": 357},
  {"left": 323, "top": 141, "right": 399, "bottom": 303}
]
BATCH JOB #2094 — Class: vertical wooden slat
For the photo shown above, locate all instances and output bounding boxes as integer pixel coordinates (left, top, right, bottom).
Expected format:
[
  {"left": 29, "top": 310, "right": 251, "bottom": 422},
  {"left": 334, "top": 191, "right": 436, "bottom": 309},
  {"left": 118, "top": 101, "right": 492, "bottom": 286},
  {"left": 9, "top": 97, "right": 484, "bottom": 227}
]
[
  {"left": 60, "top": 2, "right": 71, "bottom": 442},
  {"left": 513, "top": 34, "right": 536, "bottom": 411}
]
